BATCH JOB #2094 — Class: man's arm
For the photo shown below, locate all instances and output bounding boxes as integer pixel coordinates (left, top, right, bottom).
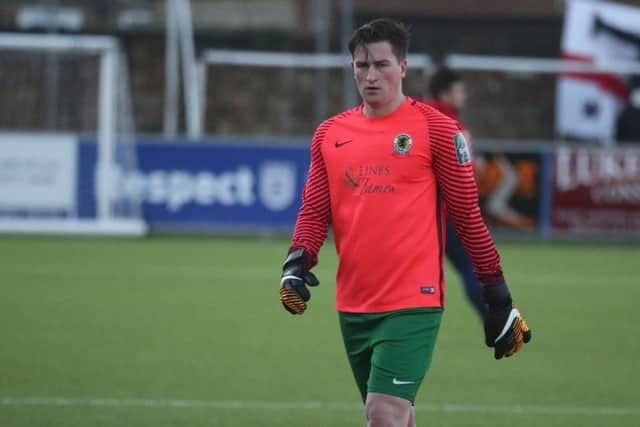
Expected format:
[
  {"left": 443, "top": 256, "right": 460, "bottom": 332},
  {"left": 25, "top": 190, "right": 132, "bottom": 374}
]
[
  {"left": 420, "top": 105, "right": 531, "bottom": 359},
  {"left": 289, "top": 122, "right": 332, "bottom": 267},
  {"left": 279, "top": 121, "right": 332, "bottom": 315},
  {"left": 426, "top": 110, "right": 504, "bottom": 286}
]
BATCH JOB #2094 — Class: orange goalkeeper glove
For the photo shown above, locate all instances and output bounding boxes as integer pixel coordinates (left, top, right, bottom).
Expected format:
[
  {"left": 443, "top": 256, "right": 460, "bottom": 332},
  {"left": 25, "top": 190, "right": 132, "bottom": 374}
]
[
  {"left": 483, "top": 283, "right": 532, "bottom": 360},
  {"left": 279, "top": 249, "right": 319, "bottom": 315}
]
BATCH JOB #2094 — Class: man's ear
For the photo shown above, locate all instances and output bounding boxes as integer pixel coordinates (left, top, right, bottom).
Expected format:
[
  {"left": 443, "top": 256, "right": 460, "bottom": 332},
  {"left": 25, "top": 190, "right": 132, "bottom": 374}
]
[{"left": 400, "top": 59, "right": 408, "bottom": 78}]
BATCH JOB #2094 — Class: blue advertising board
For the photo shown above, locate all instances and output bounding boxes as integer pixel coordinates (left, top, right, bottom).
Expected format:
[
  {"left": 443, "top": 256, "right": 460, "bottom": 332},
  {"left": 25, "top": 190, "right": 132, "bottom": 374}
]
[{"left": 77, "top": 138, "right": 310, "bottom": 233}]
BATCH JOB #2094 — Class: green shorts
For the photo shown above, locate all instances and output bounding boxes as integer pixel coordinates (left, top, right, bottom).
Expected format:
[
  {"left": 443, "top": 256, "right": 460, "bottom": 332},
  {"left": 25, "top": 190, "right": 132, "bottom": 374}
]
[{"left": 338, "top": 308, "right": 443, "bottom": 404}]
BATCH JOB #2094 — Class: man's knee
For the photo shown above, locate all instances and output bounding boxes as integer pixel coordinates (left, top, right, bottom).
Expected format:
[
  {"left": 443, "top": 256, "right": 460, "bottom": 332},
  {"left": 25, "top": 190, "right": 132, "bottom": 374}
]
[{"left": 365, "top": 392, "right": 411, "bottom": 427}]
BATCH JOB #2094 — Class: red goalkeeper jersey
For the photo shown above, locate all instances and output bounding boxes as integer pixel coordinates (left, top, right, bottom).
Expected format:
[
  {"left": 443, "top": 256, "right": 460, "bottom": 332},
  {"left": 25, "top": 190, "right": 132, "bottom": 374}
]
[{"left": 291, "top": 97, "right": 504, "bottom": 313}]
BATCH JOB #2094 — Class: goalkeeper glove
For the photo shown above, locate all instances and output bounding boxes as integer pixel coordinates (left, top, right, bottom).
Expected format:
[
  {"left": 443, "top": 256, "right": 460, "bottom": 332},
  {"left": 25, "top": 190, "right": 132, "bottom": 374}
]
[
  {"left": 483, "top": 283, "right": 532, "bottom": 360},
  {"left": 279, "top": 249, "right": 319, "bottom": 315}
]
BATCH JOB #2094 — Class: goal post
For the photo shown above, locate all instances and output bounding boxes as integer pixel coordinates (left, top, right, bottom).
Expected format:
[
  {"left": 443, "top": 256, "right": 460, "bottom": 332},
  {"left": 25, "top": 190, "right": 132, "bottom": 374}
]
[{"left": 0, "top": 33, "right": 147, "bottom": 236}]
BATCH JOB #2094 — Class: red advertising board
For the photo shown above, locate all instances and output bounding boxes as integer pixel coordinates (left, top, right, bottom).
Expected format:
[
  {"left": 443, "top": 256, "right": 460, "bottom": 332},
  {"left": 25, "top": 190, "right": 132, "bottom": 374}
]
[{"left": 552, "top": 147, "right": 640, "bottom": 233}]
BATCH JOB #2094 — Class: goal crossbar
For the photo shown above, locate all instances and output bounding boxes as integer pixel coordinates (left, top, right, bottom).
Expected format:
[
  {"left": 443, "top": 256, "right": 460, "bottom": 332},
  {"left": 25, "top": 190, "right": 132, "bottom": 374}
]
[
  {"left": 446, "top": 54, "right": 640, "bottom": 75},
  {"left": 0, "top": 32, "right": 118, "bottom": 53},
  {"left": 200, "top": 49, "right": 433, "bottom": 69}
]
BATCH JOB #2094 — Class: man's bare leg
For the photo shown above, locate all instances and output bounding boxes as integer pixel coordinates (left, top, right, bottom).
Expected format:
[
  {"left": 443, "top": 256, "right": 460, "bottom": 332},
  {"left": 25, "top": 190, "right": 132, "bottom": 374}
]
[
  {"left": 366, "top": 392, "right": 411, "bottom": 427},
  {"left": 407, "top": 405, "right": 415, "bottom": 427}
]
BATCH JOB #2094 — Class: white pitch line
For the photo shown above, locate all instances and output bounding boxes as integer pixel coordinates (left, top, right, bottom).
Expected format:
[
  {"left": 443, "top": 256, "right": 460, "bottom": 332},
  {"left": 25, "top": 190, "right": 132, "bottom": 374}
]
[{"left": 0, "top": 397, "right": 639, "bottom": 417}]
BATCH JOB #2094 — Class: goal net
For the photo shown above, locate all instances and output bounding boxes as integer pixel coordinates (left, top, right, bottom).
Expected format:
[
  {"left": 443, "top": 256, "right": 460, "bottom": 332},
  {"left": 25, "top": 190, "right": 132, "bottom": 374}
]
[{"left": 0, "top": 33, "right": 146, "bottom": 236}]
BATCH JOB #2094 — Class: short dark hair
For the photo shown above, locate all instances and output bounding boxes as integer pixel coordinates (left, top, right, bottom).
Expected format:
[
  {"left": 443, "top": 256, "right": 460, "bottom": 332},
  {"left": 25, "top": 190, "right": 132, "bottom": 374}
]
[
  {"left": 348, "top": 18, "right": 410, "bottom": 61},
  {"left": 429, "top": 67, "right": 462, "bottom": 98}
]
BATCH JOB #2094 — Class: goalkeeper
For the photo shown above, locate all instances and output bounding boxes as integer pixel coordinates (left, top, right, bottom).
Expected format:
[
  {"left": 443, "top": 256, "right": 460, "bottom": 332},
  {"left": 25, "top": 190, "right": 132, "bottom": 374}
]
[{"left": 279, "top": 18, "right": 531, "bottom": 427}]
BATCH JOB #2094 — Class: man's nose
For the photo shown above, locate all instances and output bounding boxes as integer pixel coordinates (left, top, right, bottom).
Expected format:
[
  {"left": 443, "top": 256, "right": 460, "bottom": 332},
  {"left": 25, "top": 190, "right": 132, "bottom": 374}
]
[{"left": 366, "top": 67, "right": 377, "bottom": 81}]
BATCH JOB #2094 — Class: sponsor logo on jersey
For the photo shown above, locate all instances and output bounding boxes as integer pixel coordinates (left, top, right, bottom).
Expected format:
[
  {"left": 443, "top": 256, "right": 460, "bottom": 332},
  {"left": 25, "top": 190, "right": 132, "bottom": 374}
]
[
  {"left": 420, "top": 286, "right": 435, "bottom": 294},
  {"left": 342, "top": 164, "right": 395, "bottom": 194},
  {"left": 453, "top": 133, "right": 470, "bottom": 165},
  {"left": 343, "top": 166, "right": 360, "bottom": 189},
  {"left": 393, "top": 133, "right": 413, "bottom": 156}
]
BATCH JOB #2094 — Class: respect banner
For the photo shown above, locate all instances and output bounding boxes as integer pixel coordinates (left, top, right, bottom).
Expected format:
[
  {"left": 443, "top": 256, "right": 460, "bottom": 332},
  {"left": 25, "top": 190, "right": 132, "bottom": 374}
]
[{"left": 77, "top": 139, "right": 310, "bottom": 232}]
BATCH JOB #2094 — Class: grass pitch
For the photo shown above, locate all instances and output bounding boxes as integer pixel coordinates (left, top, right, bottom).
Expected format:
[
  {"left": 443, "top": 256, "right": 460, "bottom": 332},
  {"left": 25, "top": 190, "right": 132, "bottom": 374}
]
[{"left": 0, "top": 236, "right": 638, "bottom": 426}]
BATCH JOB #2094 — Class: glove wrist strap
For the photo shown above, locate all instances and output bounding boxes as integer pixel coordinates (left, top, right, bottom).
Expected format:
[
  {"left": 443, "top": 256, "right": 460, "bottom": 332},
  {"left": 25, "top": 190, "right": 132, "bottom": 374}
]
[
  {"left": 283, "top": 248, "right": 305, "bottom": 269},
  {"left": 483, "top": 283, "right": 512, "bottom": 308}
]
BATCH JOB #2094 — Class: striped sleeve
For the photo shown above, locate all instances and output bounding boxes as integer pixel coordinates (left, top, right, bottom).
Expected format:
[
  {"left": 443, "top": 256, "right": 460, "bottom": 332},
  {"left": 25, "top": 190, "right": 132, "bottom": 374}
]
[
  {"left": 421, "top": 106, "right": 505, "bottom": 286},
  {"left": 289, "top": 120, "right": 333, "bottom": 268}
]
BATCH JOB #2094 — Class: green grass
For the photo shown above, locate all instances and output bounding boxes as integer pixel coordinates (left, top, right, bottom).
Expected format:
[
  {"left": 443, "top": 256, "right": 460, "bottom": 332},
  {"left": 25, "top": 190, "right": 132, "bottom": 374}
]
[{"left": 0, "top": 236, "right": 638, "bottom": 426}]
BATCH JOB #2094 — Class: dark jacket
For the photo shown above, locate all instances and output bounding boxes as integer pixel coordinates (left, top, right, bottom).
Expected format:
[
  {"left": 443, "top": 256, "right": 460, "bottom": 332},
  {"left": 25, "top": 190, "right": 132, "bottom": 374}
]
[{"left": 616, "top": 105, "right": 640, "bottom": 143}]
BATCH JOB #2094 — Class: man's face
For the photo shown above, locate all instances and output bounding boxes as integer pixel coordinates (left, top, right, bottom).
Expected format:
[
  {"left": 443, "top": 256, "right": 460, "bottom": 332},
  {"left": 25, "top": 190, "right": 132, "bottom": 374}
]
[
  {"left": 441, "top": 81, "right": 467, "bottom": 110},
  {"left": 352, "top": 41, "right": 407, "bottom": 108}
]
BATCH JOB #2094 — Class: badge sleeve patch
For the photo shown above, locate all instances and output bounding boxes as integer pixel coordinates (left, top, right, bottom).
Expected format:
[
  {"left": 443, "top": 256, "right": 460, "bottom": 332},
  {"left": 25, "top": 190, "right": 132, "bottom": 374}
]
[{"left": 453, "top": 133, "right": 470, "bottom": 165}]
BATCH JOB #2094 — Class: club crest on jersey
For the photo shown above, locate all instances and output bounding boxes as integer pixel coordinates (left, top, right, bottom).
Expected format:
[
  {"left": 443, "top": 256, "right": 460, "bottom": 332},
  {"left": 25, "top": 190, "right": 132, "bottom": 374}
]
[
  {"left": 453, "top": 133, "right": 470, "bottom": 165},
  {"left": 393, "top": 133, "right": 412, "bottom": 156}
]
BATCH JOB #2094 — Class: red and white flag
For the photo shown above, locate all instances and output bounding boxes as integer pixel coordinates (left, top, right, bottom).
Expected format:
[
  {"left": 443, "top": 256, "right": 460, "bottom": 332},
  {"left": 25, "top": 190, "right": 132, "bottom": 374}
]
[{"left": 556, "top": 0, "right": 640, "bottom": 144}]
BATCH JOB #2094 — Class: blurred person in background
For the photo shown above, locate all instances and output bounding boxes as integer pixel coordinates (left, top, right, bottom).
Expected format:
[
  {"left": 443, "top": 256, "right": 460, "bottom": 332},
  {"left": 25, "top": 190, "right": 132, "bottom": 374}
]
[
  {"left": 425, "top": 67, "right": 470, "bottom": 140},
  {"left": 616, "top": 79, "right": 640, "bottom": 143},
  {"left": 426, "top": 68, "right": 535, "bottom": 236},
  {"left": 424, "top": 67, "right": 487, "bottom": 320},
  {"left": 278, "top": 19, "right": 531, "bottom": 427}
]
